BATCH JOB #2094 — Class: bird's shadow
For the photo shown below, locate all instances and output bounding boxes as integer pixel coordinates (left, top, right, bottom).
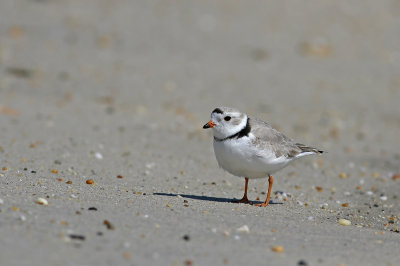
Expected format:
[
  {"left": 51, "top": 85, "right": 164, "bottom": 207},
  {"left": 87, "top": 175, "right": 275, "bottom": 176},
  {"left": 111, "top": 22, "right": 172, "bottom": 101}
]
[{"left": 153, "top": 192, "right": 283, "bottom": 205}]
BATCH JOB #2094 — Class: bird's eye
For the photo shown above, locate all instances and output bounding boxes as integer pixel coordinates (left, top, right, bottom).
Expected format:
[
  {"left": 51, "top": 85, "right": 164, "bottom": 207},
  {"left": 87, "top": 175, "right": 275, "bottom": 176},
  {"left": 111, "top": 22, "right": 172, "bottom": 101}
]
[{"left": 224, "top": 116, "right": 231, "bottom": 121}]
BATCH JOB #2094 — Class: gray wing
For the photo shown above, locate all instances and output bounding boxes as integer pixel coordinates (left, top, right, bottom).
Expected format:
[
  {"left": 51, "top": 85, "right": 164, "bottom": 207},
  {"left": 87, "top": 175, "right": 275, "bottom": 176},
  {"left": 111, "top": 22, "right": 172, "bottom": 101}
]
[{"left": 250, "top": 117, "right": 322, "bottom": 158}]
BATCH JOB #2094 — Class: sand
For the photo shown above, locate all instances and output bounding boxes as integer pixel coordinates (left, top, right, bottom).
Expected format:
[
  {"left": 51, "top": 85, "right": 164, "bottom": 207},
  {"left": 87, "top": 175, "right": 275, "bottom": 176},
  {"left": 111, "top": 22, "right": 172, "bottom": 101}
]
[{"left": 1, "top": 1, "right": 399, "bottom": 265}]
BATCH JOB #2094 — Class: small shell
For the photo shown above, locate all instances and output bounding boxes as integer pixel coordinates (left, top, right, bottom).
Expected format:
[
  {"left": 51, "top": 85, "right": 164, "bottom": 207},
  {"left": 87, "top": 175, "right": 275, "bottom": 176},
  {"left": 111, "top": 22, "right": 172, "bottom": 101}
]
[
  {"left": 36, "top": 197, "right": 48, "bottom": 205},
  {"left": 236, "top": 225, "right": 250, "bottom": 233},
  {"left": 338, "top": 219, "right": 351, "bottom": 226}
]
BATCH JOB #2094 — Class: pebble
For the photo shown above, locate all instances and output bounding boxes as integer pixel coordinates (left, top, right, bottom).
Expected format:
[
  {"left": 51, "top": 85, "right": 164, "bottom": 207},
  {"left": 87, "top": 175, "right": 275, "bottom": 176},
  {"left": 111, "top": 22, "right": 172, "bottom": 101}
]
[
  {"left": 300, "top": 40, "right": 333, "bottom": 58},
  {"left": 338, "top": 173, "right": 348, "bottom": 179},
  {"left": 184, "top": 259, "right": 193, "bottom": 266},
  {"left": 86, "top": 179, "right": 94, "bottom": 185},
  {"left": 0, "top": 198, "right": 3, "bottom": 204},
  {"left": 338, "top": 219, "right": 351, "bottom": 226},
  {"left": 103, "top": 219, "right": 115, "bottom": 230},
  {"left": 320, "top": 203, "right": 328, "bottom": 209},
  {"left": 69, "top": 234, "right": 85, "bottom": 241},
  {"left": 223, "top": 231, "right": 230, "bottom": 237},
  {"left": 271, "top": 245, "right": 284, "bottom": 253},
  {"left": 123, "top": 252, "right": 132, "bottom": 259},
  {"left": 236, "top": 225, "right": 250, "bottom": 233},
  {"left": 380, "top": 195, "right": 387, "bottom": 201},
  {"left": 298, "top": 260, "right": 308, "bottom": 266},
  {"left": 94, "top": 152, "right": 103, "bottom": 160},
  {"left": 146, "top": 162, "right": 155, "bottom": 169},
  {"left": 315, "top": 186, "right": 323, "bottom": 192},
  {"left": 36, "top": 197, "right": 48, "bottom": 205}
]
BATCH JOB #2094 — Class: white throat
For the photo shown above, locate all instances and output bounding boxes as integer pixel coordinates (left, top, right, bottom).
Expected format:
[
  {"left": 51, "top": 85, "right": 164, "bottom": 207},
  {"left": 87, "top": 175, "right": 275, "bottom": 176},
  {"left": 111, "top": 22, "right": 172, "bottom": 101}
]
[{"left": 212, "top": 114, "right": 248, "bottom": 140}]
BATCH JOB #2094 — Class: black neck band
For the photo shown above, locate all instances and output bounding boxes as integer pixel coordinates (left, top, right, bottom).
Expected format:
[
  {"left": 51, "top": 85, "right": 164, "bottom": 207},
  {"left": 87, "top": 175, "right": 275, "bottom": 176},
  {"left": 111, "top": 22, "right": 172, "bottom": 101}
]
[{"left": 214, "top": 117, "right": 251, "bottom": 142}]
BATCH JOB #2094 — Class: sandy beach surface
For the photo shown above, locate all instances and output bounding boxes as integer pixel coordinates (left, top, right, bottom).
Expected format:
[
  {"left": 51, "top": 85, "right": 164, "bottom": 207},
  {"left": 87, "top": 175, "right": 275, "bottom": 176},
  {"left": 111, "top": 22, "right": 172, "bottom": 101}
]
[{"left": 1, "top": 1, "right": 399, "bottom": 265}]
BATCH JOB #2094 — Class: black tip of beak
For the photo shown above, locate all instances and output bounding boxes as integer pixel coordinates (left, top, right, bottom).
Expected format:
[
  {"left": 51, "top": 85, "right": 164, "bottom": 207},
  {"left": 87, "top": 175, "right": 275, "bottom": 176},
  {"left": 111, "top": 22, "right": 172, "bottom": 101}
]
[{"left": 203, "top": 123, "right": 210, "bottom": 129}]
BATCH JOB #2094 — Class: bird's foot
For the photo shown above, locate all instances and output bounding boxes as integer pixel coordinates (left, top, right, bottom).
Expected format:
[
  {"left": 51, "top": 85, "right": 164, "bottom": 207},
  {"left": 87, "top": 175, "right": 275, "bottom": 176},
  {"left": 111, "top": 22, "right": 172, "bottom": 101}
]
[
  {"left": 254, "top": 201, "right": 270, "bottom": 207},
  {"left": 233, "top": 197, "right": 251, "bottom": 204}
]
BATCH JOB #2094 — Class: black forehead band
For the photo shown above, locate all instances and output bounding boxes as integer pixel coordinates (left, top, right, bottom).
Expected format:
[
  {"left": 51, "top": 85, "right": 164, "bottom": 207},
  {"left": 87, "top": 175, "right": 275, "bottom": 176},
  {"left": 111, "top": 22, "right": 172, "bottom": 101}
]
[{"left": 212, "top": 108, "right": 223, "bottom": 114}]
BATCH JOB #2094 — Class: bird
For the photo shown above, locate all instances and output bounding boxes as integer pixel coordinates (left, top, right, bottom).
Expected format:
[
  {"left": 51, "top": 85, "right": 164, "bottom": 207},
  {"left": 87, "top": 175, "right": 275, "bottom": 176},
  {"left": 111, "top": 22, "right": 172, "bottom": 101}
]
[{"left": 203, "top": 107, "right": 323, "bottom": 207}]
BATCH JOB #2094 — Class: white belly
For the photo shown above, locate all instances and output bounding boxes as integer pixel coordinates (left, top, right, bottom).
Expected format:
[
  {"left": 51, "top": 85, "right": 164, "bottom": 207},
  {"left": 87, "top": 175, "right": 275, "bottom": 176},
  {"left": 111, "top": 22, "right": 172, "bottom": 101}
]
[{"left": 213, "top": 136, "right": 290, "bottom": 179}]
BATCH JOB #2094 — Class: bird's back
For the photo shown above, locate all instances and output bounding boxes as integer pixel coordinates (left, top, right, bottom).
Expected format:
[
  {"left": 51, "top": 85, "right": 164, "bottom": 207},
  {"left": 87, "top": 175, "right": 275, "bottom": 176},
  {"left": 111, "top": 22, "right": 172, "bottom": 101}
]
[{"left": 249, "top": 117, "right": 322, "bottom": 159}]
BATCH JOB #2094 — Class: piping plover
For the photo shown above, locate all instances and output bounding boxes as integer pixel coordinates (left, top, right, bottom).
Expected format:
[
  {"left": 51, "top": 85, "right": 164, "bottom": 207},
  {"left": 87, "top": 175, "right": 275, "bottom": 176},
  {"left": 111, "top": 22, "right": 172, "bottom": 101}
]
[{"left": 203, "top": 107, "right": 323, "bottom": 207}]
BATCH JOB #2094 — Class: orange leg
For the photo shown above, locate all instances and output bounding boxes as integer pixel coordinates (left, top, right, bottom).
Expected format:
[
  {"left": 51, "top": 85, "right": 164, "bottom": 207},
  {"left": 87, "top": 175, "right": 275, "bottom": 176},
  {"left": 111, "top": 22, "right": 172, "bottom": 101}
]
[
  {"left": 234, "top": 177, "right": 251, "bottom": 204},
  {"left": 255, "top": 175, "right": 273, "bottom": 207}
]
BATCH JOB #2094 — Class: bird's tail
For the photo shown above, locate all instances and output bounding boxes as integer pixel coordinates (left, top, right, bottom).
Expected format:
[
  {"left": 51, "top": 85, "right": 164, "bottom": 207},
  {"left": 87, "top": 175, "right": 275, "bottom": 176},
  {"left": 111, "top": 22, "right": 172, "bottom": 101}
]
[{"left": 296, "top": 143, "right": 324, "bottom": 154}]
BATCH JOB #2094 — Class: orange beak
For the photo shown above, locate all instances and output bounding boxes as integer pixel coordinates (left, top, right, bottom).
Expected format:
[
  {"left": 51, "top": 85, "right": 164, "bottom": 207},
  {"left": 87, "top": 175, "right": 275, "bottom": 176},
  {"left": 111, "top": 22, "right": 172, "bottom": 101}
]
[{"left": 203, "top": 120, "right": 216, "bottom": 129}]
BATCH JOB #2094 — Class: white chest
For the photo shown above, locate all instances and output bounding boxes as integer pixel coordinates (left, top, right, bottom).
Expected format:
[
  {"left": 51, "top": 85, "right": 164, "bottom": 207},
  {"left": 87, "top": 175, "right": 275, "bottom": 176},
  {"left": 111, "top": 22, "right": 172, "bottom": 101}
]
[{"left": 212, "top": 136, "right": 290, "bottom": 178}]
